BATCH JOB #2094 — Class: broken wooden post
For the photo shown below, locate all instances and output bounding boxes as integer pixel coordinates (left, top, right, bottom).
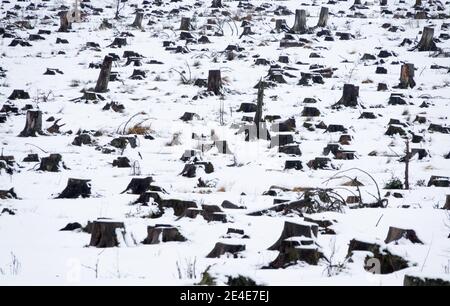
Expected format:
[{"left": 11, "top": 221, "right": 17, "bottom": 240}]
[
  {"left": 291, "top": 9, "right": 307, "bottom": 34},
  {"left": 332, "top": 84, "right": 360, "bottom": 108},
  {"left": 413, "top": 27, "right": 437, "bottom": 51},
  {"left": 317, "top": 7, "right": 329, "bottom": 28},
  {"left": 207, "top": 70, "right": 222, "bottom": 95},
  {"left": 397, "top": 63, "right": 416, "bottom": 89},
  {"left": 58, "top": 11, "right": 71, "bottom": 32},
  {"left": 404, "top": 137, "right": 410, "bottom": 190},
  {"left": 180, "top": 17, "right": 191, "bottom": 31},
  {"left": 19, "top": 110, "right": 44, "bottom": 137},
  {"left": 131, "top": 11, "right": 144, "bottom": 29},
  {"left": 57, "top": 178, "right": 91, "bottom": 199},
  {"left": 94, "top": 55, "right": 113, "bottom": 93},
  {"left": 89, "top": 220, "right": 125, "bottom": 248},
  {"left": 142, "top": 225, "right": 186, "bottom": 244}
]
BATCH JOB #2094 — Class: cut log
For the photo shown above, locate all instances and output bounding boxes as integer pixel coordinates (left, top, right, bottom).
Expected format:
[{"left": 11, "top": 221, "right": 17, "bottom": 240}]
[
  {"left": 57, "top": 178, "right": 91, "bottom": 199},
  {"left": 142, "top": 225, "right": 186, "bottom": 244},
  {"left": 413, "top": 27, "right": 438, "bottom": 52},
  {"left": 58, "top": 11, "right": 71, "bottom": 32},
  {"left": 206, "top": 242, "right": 245, "bottom": 258},
  {"left": 38, "top": 154, "right": 63, "bottom": 172},
  {"left": 333, "top": 84, "right": 360, "bottom": 108},
  {"left": 94, "top": 55, "right": 113, "bottom": 93},
  {"left": 207, "top": 70, "right": 222, "bottom": 95},
  {"left": 180, "top": 17, "right": 191, "bottom": 31},
  {"left": 291, "top": 9, "right": 307, "bottom": 34},
  {"left": 131, "top": 11, "right": 144, "bottom": 29},
  {"left": 89, "top": 220, "right": 125, "bottom": 248},
  {"left": 384, "top": 227, "right": 423, "bottom": 244},
  {"left": 269, "top": 221, "right": 318, "bottom": 251},
  {"left": 396, "top": 63, "right": 416, "bottom": 89},
  {"left": 317, "top": 7, "right": 329, "bottom": 27},
  {"left": 121, "top": 177, "right": 153, "bottom": 194},
  {"left": 18, "top": 110, "right": 44, "bottom": 137}
]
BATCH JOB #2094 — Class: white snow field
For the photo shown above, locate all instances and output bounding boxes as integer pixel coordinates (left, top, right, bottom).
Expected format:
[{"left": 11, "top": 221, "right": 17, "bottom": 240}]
[{"left": 0, "top": 0, "right": 449, "bottom": 286}]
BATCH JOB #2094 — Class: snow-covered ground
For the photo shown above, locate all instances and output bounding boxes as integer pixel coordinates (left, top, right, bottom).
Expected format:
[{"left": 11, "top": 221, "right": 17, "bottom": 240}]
[{"left": 0, "top": 0, "right": 449, "bottom": 285}]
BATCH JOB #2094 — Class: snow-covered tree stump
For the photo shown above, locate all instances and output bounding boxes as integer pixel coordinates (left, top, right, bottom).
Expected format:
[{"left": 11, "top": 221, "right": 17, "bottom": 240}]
[
  {"left": 211, "top": 0, "right": 223, "bottom": 8},
  {"left": 413, "top": 27, "right": 437, "bottom": 51},
  {"left": 397, "top": 63, "right": 416, "bottom": 89},
  {"left": 317, "top": 7, "right": 329, "bottom": 28},
  {"left": 332, "top": 84, "right": 360, "bottom": 108},
  {"left": 269, "top": 221, "right": 318, "bottom": 251},
  {"left": 94, "top": 55, "right": 113, "bottom": 93},
  {"left": 206, "top": 242, "right": 245, "bottom": 258},
  {"left": 207, "top": 70, "right": 222, "bottom": 95},
  {"left": 142, "top": 225, "right": 186, "bottom": 244},
  {"left": 57, "top": 178, "right": 91, "bottom": 199},
  {"left": 89, "top": 220, "right": 125, "bottom": 248},
  {"left": 19, "top": 110, "right": 44, "bottom": 137},
  {"left": 38, "top": 154, "right": 63, "bottom": 172},
  {"left": 58, "top": 11, "right": 71, "bottom": 32},
  {"left": 384, "top": 227, "right": 423, "bottom": 244},
  {"left": 121, "top": 177, "right": 154, "bottom": 194},
  {"left": 291, "top": 10, "right": 307, "bottom": 34}
]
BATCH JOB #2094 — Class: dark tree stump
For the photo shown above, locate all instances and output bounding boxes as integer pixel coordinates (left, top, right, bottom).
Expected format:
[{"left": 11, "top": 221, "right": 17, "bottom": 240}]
[
  {"left": 380, "top": 0, "right": 388, "bottom": 5},
  {"left": 317, "top": 7, "right": 329, "bottom": 28},
  {"left": 121, "top": 177, "right": 153, "bottom": 194},
  {"left": 109, "top": 37, "right": 127, "bottom": 48},
  {"left": 385, "top": 227, "right": 423, "bottom": 244},
  {"left": 8, "top": 89, "right": 30, "bottom": 100},
  {"left": 131, "top": 11, "right": 144, "bottom": 29},
  {"left": 221, "top": 200, "right": 246, "bottom": 209},
  {"left": 332, "top": 84, "right": 360, "bottom": 108},
  {"left": 142, "top": 225, "right": 186, "bottom": 244},
  {"left": 38, "top": 154, "right": 63, "bottom": 172},
  {"left": 207, "top": 70, "right": 222, "bottom": 95},
  {"left": 269, "top": 240, "right": 323, "bottom": 268},
  {"left": 413, "top": 27, "right": 437, "bottom": 51},
  {"left": 211, "top": 0, "right": 223, "bottom": 8},
  {"left": 162, "top": 199, "right": 198, "bottom": 217},
  {"left": 57, "top": 178, "right": 91, "bottom": 199},
  {"left": 19, "top": 110, "right": 44, "bottom": 137},
  {"left": 60, "top": 222, "right": 82, "bottom": 231},
  {"left": 201, "top": 204, "right": 227, "bottom": 223},
  {"left": 404, "top": 275, "right": 450, "bottom": 286},
  {"left": 89, "top": 220, "right": 125, "bottom": 248},
  {"left": 206, "top": 242, "right": 245, "bottom": 258},
  {"left": 180, "top": 17, "right": 191, "bottom": 31},
  {"left": 442, "top": 195, "right": 450, "bottom": 210},
  {"left": 291, "top": 9, "right": 307, "bottom": 34},
  {"left": 269, "top": 221, "right": 318, "bottom": 251},
  {"left": 275, "top": 19, "right": 288, "bottom": 32},
  {"left": 23, "top": 154, "right": 39, "bottom": 162},
  {"left": 239, "top": 26, "right": 254, "bottom": 39},
  {"left": 94, "top": 55, "right": 113, "bottom": 93},
  {"left": 72, "top": 134, "right": 92, "bottom": 146},
  {"left": 113, "top": 157, "right": 131, "bottom": 168},
  {"left": 396, "top": 63, "right": 416, "bottom": 89},
  {"left": 0, "top": 188, "right": 17, "bottom": 199},
  {"left": 58, "top": 11, "right": 71, "bottom": 32}
]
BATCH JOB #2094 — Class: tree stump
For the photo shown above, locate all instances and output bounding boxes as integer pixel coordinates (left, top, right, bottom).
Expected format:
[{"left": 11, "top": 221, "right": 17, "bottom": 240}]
[
  {"left": 380, "top": 0, "right": 388, "bottom": 5},
  {"left": 397, "top": 63, "right": 416, "bottom": 89},
  {"left": 275, "top": 19, "right": 288, "bottom": 32},
  {"left": 19, "top": 110, "right": 44, "bottom": 137},
  {"left": 57, "top": 178, "right": 91, "bottom": 199},
  {"left": 142, "top": 225, "right": 186, "bottom": 244},
  {"left": 384, "top": 227, "right": 423, "bottom": 244},
  {"left": 206, "top": 242, "right": 245, "bottom": 258},
  {"left": 413, "top": 27, "right": 437, "bottom": 52},
  {"left": 317, "top": 7, "right": 329, "bottom": 28},
  {"left": 211, "top": 0, "right": 223, "bottom": 8},
  {"left": 207, "top": 70, "right": 222, "bottom": 95},
  {"left": 121, "top": 177, "right": 153, "bottom": 194},
  {"left": 180, "top": 17, "right": 191, "bottom": 31},
  {"left": 269, "top": 221, "right": 318, "bottom": 251},
  {"left": 131, "top": 11, "right": 144, "bottom": 29},
  {"left": 269, "top": 240, "right": 323, "bottom": 268},
  {"left": 38, "top": 154, "right": 63, "bottom": 172},
  {"left": 109, "top": 37, "right": 127, "bottom": 48},
  {"left": 58, "top": 11, "right": 71, "bottom": 32},
  {"left": 89, "top": 220, "right": 125, "bottom": 248},
  {"left": 404, "top": 275, "right": 450, "bottom": 286},
  {"left": 291, "top": 9, "right": 307, "bottom": 34},
  {"left": 161, "top": 199, "right": 198, "bottom": 217},
  {"left": 8, "top": 89, "right": 30, "bottom": 100},
  {"left": 0, "top": 188, "right": 17, "bottom": 199},
  {"left": 332, "top": 84, "right": 360, "bottom": 108},
  {"left": 443, "top": 195, "right": 450, "bottom": 210},
  {"left": 94, "top": 55, "right": 113, "bottom": 93}
]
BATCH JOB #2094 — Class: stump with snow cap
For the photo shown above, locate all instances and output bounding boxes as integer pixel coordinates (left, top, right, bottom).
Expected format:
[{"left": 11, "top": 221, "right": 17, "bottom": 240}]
[
  {"left": 142, "top": 225, "right": 186, "bottom": 244},
  {"left": 19, "top": 110, "right": 44, "bottom": 137},
  {"left": 206, "top": 242, "right": 245, "bottom": 258},
  {"left": 404, "top": 275, "right": 450, "bottom": 286},
  {"left": 269, "top": 221, "right": 318, "bottom": 251},
  {"left": 269, "top": 240, "right": 323, "bottom": 268},
  {"left": 412, "top": 27, "right": 438, "bottom": 52},
  {"left": 332, "top": 84, "right": 360, "bottom": 108},
  {"left": 89, "top": 220, "right": 126, "bottom": 248},
  {"left": 57, "top": 178, "right": 91, "bottom": 199},
  {"left": 121, "top": 177, "right": 153, "bottom": 194},
  {"left": 38, "top": 154, "right": 64, "bottom": 172},
  {"left": 384, "top": 227, "right": 423, "bottom": 244}
]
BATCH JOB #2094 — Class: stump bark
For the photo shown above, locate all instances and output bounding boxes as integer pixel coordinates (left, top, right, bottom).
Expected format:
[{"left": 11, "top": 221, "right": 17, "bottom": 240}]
[
  {"left": 89, "top": 220, "right": 125, "bottom": 248},
  {"left": 332, "top": 84, "right": 360, "bottom": 108},
  {"left": 269, "top": 221, "right": 318, "bottom": 251},
  {"left": 142, "top": 225, "right": 186, "bottom": 244},
  {"left": 58, "top": 11, "right": 71, "bottom": 32},
  {"left": 206, "top": 242, "right": 245, "bottom": 258},
  {"left": 131, "top": 12, "right": 144, "bottom": 29},
  {"left": 397, "top": 63, "right": 416, "bottom": 89},
  {"left": 180, "top": 17, "right": 191, "bottom": 31},
  {"left": 57, "top": 178, "right": 91, "bottom": 199},
  {"left": 207, "top": 70, "right": 222, "bottom": 95},
  {"left": 317, "top": 7, "right": 329, "bottom": 28},
  {"left": 121, "top": 177, "right": 153, "bottom": 194},
  {"left": 94, "top": 55, "right": 113, "bottom": 93},
  {"left": 291, "top": 10, "right": 307, "bottom": 34},
  {"left": 413, "top": 27, "right": 437, "bottom": 51},
  {"left": 19, "top": 110, "right": 44, "bottom": 137},
  {"left": 384, "top": 227, "right": 423, "bottom": 244}
]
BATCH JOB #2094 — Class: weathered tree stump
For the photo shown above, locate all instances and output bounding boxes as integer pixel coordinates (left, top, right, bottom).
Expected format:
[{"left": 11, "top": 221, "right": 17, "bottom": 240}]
[
  {"left": 442, "top": 195, "right": 450, "bottom": 210},
  {"left": 180, "top": 17, "right": 191, "bottom": 31},
  {"left": 38, "top": 154, "right": 63, "bottom": 172},
  {"left": 131, "top": 11, "right": 144, "bottom": 29},
  {"left": 317, "top": 7, "right": 329, "bottom": 28},
  {"left": 161, "top": 199, "right": 197, "bottom": 217},
  {"left": 121, "top": 177, "right": 153, "bottom": 194},
  {"left": 113, "top": 157, "right": 131, "bottom": 168},
  {"left": 109, "top": 37, "right": 127, "bottom": 48},
  {"left": 72, "top": 134, "right": 92, "bottom": 146},
  {"left": 269, "top": 240, "right": 323, "bottom": 268},
  {"left": 380, "top": 0, "right": 388, "bottom": 5},
  {"left": 221, "top": 200, "right": 246, "bottom": 209},
  {"left": 57, "top": 178, "right": 91, "bottom": 199},
  {"left": 332, "top": 84, "right": 360, "bottom": 108},
  {"left": 412, "top": 27, "right": 438, "bottom": 52},
  {"left": 206, "top": 242, "right": 245, "bottom": 258},
  {"left": 0, "top": 188, "right": 17, "bottom": 199},
  {"left": 384, "top": 227, "right": 423, "bottom": 244},
  {"left": 89, "top": 220, "right": 125, "bottom": 248},
  {"left": 275, "top": 19, "right": 288, "bottom": 32},
  {"left": 94, "top": 55, "right": 113, "bottom": 93},
  {"left": 19, "top": 110, "right": 44, "bottom": 137},
  {"left": 58, "top": 11, "right": 71, "bottom": 32},
  {"left": 396, "top": 63, "right": 416, "bottom": 89},
  {"left": 142, "top": 225, "right": 186, "bottom": 244},
  {"left": 211, "top": 0, "right": 223, "bottom": 8},
  {"left": 291, "top": 9, "right": 307, "bottom": 34},
  {"left": 404, "top": 275, "right": 450, "bottom": 286},
  {"left": 8, "top": 89, "right": 30, "bottom": 100},
  {"left": 269, "top": 221, "right": 318, "bottom": 251},
  {"left": 207, "top": 70, "right": 222, "bottom": 95}
]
